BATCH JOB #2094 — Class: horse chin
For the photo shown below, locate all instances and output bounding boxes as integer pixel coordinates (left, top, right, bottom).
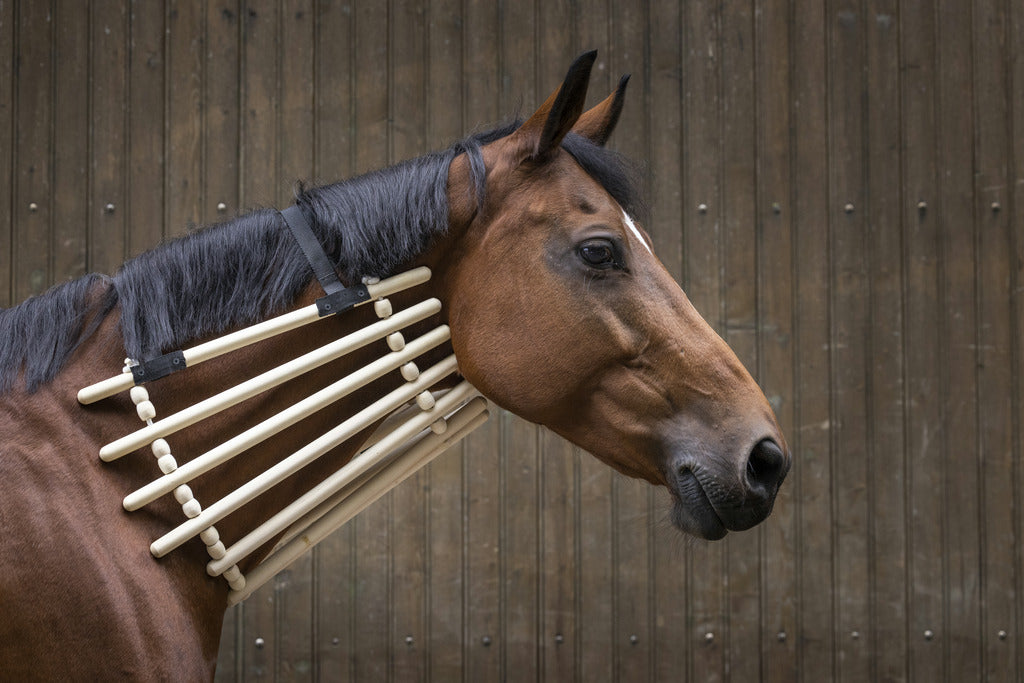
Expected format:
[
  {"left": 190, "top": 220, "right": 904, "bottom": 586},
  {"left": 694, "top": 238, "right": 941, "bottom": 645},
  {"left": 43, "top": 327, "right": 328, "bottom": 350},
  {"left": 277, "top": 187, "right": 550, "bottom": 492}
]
[{"left": 668, "top": 469, "right": 728, "bottom": 540}]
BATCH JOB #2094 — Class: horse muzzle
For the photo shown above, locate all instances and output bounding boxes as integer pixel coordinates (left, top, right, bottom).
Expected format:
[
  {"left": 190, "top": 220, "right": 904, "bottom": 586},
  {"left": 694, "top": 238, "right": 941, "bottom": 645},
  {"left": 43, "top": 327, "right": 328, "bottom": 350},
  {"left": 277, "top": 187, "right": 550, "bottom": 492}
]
[{"left": 668, "top": 437, "right": 790, "bottom": 539}]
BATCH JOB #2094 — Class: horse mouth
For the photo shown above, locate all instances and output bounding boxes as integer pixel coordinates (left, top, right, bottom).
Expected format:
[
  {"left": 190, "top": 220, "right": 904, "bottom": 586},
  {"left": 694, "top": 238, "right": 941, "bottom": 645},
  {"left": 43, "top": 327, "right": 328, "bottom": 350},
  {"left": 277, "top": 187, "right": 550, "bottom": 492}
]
[{"left": 669, "top": 468, "right": 727, "bottom": 540}]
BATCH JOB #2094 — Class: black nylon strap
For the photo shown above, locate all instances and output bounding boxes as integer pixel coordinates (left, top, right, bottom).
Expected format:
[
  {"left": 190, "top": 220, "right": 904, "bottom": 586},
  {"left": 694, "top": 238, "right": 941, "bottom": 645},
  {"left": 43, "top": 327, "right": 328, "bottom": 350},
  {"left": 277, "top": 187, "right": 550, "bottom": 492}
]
[
  {"left": 131, "top": 350, "right": 186, "bottom": 384},
  {"left": 281, "top": 206, "right": 344, "bottom": 296},
  {"left": 280, "top": 205, "right": 370, "bottom": 316}
]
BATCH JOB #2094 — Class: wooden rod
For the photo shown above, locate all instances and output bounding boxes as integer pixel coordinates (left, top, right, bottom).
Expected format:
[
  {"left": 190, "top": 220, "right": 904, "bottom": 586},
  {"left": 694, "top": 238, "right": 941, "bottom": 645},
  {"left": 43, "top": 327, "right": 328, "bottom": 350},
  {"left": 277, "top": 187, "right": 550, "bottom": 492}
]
[
  {"left": 122, "top": 325, "right": 451, "bottom": 511},
  {"left": 225, "top": 399, "right": 488, "bottom": 605},
  {"left": 269, "top": 395, "right": 488, "bottom": 555},
  {"left": 148, "top": 356, "right": 461, "bottom": 558},
  {"left": 77, "top": 267, "right": 432, "bottom": 405},
  {"left": 208, "top": 393, "right": 486, "bottom": 576},
  {"left": 99, "top": 298, "right": 441, "bottom": 461}
]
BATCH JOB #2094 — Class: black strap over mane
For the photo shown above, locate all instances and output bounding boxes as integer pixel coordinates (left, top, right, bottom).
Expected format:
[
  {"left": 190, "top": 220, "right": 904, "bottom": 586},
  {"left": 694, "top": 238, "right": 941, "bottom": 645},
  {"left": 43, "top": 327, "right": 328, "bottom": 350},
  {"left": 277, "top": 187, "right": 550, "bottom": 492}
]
[
  {"left": 128, "top": 206, "right": 372, "bottom": 386},
  {"left": 280, "top": 206, "right": 371, "bottom": 316}
]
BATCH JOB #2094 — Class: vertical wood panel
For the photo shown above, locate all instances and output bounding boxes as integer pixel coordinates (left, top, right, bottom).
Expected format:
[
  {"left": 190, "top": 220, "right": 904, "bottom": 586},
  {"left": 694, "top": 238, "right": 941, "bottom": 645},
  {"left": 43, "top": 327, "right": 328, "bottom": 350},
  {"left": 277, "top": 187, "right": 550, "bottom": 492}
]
[
  {"left": 1012, "top": 0, "right": 1024, "bottom": 676},
  {"left": 90, "top": 0, "right": 127, "bottom": 274},
  {"left": 828, "top": 4, "right": 871, "bottom": 681},
  {"left": 0, "top": 0, "right": 12, "bottom": 306},
  {"left": 973, "top": 0, "right": 1017, "bottom": 679},
  {"left": 864, "top": 3, "right": 906, "bottom": 681},
  {"left": 755, "top": 0, "right": 798, "bottom": 680},
  {"left": 937, "top": 0, "right": 981, "bottom": 679},
  {"left": 203, "top": 2, "right": 239, "bottom": 225},
  {"left": 903, "top": 0, "right": 945, "bottom": 679},
  {"left": 166, "top": 0, "right": 202, "bottom": 236},
  {"left": 14, "top": 0, "right": 52, "bottom": 301},
  {"left": 53, "top": 0, "right": 89, "bottom": 281},
  {"left": 791, "top": 0, "right": 834, "bottom": 679},
  {"left": 127, "top": 0, "right": 165, "bottom": 258}
]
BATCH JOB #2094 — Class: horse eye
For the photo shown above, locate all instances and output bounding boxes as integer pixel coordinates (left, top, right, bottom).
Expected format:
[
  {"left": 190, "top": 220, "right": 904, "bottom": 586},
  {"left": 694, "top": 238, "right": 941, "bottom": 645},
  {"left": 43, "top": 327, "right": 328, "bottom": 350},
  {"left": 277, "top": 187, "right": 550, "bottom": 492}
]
[{"left": 578, "top": 240, "right": 618, "bottom": 268}]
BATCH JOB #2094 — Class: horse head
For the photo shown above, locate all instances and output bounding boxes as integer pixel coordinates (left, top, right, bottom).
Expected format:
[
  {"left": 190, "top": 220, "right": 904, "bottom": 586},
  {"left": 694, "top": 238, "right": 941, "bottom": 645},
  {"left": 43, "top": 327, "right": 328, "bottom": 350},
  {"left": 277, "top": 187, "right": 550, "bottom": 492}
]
[{"left": 437, "top": 51, "right": 790, "bottom": 539}]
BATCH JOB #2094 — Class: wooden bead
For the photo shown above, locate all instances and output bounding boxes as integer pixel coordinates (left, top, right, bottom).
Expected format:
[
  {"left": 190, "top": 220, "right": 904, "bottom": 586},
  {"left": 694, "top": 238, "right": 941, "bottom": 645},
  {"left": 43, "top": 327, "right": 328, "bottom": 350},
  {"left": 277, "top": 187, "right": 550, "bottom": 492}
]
[
  {"left": 157, "top": 454, "right": 178, "bottom": 474},
  {"left": 206, "top": 540, "right": 226, "bottom": 560},
  {"left": 227, "top": 574, "right": 246, "bottom": 591},
  {"left": 430, "top": 418, "right": 448, "bottom": 435},
  {"left": 222, "top": 565, "right": 242, "bottom": 582},
  {"left": 200, "top": 527, "right": 220, "bottom": 546},
  {"left": 373, "top": 298, "right": 393, "bottom": 318},
  {"left": 173, "top": 484, "right": 194, "bottom": 505},
  {"left": 400, "top": 362, "right": 420, "bottom": 382},
  {"left": 129, "top": 386, "right": 150, "bottom": 404},
  {"left": 386, "top": 332, "right": 405, "bottom": 351},
  {"left": 135, "top": 400, "right": 157, "bottom": 422},
  {"left": 416, "top": 391, "right": 436, "bottom": 411},
  {"left": 151, "top": 438, "right": 171, "bottom": 457},
  {"left": 181, "top": 498, "right": 202, "bottom": 518}
]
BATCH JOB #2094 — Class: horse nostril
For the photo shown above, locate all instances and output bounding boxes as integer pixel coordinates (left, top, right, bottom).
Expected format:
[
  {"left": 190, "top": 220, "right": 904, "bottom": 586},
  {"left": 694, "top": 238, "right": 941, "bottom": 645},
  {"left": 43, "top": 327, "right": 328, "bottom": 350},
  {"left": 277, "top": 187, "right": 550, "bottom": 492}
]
[{"left": 745, "top": 439, "right": 788, "bottom": 498}]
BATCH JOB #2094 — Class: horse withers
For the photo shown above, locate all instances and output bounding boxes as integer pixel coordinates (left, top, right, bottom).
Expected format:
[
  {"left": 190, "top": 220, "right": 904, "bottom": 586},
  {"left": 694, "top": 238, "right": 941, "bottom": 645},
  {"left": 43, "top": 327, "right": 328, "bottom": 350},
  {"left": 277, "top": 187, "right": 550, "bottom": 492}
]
[{"left": 0, "top": 51, "right": 788, "bottom": 678}]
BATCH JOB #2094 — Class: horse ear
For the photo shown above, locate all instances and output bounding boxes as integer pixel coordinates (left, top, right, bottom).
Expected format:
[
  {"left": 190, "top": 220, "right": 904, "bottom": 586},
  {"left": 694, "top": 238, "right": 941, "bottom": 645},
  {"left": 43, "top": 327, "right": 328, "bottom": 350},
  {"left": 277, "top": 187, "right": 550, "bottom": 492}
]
[
  {"left": 510, "top": 50, "right": 597, "bottom": 161},
  {"left": 572, "top": 74, "right": 629, "bottom": 146}
]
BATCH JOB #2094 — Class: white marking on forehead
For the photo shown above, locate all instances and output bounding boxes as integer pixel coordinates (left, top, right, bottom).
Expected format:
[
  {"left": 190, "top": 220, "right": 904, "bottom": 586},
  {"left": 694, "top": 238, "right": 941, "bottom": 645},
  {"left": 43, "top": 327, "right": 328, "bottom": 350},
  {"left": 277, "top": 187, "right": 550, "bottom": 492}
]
[{"left": 622, "top": 210, "right": 653, "bottom": 254}]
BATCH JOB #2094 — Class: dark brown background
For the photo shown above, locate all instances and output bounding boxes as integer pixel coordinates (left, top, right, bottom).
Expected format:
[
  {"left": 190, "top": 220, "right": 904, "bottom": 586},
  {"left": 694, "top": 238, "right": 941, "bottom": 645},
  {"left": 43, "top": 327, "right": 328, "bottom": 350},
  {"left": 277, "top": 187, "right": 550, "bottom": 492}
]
[{"left": 2, "top": 1, "right": 1023, "bottom": 680}]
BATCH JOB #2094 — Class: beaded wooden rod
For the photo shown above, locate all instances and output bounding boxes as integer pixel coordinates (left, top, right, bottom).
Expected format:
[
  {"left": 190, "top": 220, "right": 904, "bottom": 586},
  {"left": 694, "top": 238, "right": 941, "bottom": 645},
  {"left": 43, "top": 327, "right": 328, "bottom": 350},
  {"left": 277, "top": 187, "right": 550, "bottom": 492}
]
[{"left": 78, "top": 267, "right": 489, "bottom": 601}]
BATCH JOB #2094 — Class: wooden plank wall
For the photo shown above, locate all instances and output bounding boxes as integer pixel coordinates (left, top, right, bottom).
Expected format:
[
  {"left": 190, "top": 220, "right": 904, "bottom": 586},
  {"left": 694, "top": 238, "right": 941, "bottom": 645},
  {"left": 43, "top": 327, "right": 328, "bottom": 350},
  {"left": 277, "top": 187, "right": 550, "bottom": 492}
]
[{"left": 2, "top": 1, "right": 1023, "bottom": 680}]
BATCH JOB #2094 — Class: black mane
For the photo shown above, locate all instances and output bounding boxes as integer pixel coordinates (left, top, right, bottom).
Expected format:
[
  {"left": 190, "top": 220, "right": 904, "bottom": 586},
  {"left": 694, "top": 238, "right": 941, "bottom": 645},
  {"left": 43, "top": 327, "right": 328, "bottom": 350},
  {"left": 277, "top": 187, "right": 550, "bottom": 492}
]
[{"left": 0, "top": 125, "right": 641, "bottom": 393}]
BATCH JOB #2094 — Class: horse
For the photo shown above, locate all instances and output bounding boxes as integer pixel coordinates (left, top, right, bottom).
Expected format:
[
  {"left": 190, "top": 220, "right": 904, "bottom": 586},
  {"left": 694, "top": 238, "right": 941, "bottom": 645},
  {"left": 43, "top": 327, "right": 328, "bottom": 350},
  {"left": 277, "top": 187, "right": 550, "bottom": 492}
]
[{"left": 0, "top": 51, "right": 789, "bottom": 679}]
